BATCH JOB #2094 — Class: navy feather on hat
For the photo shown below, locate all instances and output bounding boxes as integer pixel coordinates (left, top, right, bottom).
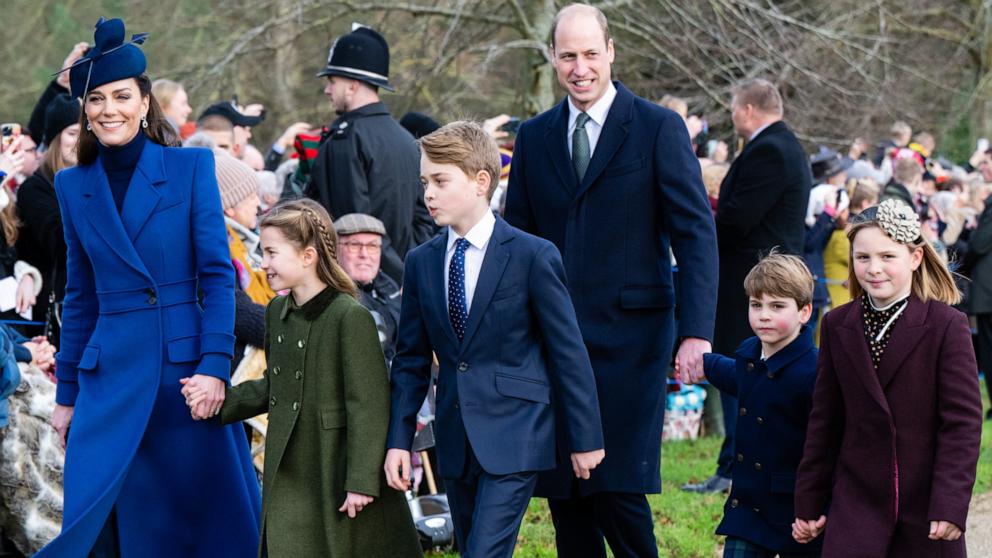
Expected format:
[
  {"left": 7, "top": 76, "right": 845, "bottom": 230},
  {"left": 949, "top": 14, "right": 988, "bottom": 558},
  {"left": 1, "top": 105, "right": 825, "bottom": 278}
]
[{"left": 64, "top": 17, "right": 148, "bottom": 100}]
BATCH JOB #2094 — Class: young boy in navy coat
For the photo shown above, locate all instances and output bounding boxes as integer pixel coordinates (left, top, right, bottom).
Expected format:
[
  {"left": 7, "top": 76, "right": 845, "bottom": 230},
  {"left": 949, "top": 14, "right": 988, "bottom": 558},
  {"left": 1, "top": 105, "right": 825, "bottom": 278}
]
[
  {"left": 385, "top": 121, "right": 605, "bottom": 558},
  {"left": 682, "top": 252, "right": 823, "bottom": 557}
]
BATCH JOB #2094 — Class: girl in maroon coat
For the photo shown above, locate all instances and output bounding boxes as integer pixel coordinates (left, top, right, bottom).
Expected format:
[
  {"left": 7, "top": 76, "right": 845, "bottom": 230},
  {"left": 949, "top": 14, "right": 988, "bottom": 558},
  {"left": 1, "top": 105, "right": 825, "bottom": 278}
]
[{"left": 793, "top": 199, "right": 983, "bottom": 557}]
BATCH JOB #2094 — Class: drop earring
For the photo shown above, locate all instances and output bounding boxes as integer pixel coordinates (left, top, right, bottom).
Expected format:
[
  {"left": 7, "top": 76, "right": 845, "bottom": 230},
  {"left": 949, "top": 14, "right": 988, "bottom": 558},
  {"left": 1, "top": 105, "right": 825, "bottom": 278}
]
[
  {"left": 141, "top": 115, "right": 148, "bottom": 129},
  {"left": 86, "top": 121, "right": 92, "bottom": 131}
]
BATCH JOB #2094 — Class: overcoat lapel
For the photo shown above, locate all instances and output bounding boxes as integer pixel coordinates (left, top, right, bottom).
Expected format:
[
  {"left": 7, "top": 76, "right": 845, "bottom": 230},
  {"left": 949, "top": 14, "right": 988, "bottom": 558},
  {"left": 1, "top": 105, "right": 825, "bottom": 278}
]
[
  {"left": 458, "top": 219, "right": 512, "bottom": 353},
  {"left": 81, "top": 162, "right": 151, "bottom": 280},
  {"left": 428, "top": 237, "right": 459, "bottom": 347},
  {"left": 835, "top": 298, "right": 891, "bottom": 415},
  {"left": 876, "top": 297, "right": 929, "bottom": 389},
  {"left": 544, "top": 100, "right": 578, "bottom": 197},
  {"left": 120, "top": 141, "right": 167, "bottom": 242},
  {"left": 574, "top": 83, "right": 633, "bottom": 200}
]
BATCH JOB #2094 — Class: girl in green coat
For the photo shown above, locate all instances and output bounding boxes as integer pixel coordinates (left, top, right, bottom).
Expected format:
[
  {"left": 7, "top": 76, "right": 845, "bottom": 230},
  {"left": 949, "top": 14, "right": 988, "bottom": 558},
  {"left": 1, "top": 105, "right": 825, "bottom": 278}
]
[{"left": 184, "top": 199, "right": 422, "bottom": 557}]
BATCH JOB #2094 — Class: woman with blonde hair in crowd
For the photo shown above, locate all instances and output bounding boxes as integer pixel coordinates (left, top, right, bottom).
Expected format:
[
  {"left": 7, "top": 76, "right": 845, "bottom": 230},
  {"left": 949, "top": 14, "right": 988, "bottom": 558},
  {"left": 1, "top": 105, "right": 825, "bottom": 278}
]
[
  {"left": 152, "top": 78, "right": 192, "bottom": 135},
  {"left": 822, "top": 178, "right": 880, "bottom": 311}
]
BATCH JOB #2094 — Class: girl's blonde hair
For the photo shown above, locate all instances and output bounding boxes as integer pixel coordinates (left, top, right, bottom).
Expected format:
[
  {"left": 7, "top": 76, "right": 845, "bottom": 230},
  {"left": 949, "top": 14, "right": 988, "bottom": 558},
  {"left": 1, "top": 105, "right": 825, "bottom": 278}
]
[
  {"left": 259, "top": 199, "right": 357, "bottom": 298},
  {"left": 0, "top": 183, "right": 18, "bottom": 247},
  {"left": 847, "top": 218, "right": 960, "bottom": 305}
]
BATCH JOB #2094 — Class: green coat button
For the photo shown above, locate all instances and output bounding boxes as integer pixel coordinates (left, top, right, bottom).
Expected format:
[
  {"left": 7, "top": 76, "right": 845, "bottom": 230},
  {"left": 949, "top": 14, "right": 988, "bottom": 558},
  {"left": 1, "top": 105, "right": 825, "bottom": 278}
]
[
  {"left": 295, "top": 370, "right": 303, "bottom": 380},
  {"left": 293, "top": 402, "right": 300, "bottom": 411},
  {"left": 273, "top": 366, "right": 280, "bottom": 376},
  {"left": 277, "top": 334, "right": 284, "bottom": 343},
  {"left": 298, "top": 339, "right": 306, "bottom": 348},
  {"left": 270, "top": 396, "right": 277, "bottom": 407}
]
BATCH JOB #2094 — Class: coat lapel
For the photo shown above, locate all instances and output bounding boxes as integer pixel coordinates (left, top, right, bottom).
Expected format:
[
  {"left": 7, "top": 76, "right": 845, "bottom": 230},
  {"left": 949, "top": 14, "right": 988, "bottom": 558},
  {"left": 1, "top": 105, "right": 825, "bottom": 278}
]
[
  {"left": 876, "top": 296, "right": 929, "bottom": 389},
  {"left": 81, "top": 163, "right": 151, "bottom": 279},
  {"left": 544, "top": 99, "right": 578, "bottom": 197},
  {"left": 835, "top": 299, "right": 891, "bottom": 415},
  {"left": 574, "top": 82, "right": 633, "bottom": 200},
  {"left": 120, "top": 141, "right": 167, "bottom": 242},
  {"left": 427, "top": 235, "right": 459, "bottom": 347},
  {"left": 458, "top": 218, "right": 512, "bottom": 353}
]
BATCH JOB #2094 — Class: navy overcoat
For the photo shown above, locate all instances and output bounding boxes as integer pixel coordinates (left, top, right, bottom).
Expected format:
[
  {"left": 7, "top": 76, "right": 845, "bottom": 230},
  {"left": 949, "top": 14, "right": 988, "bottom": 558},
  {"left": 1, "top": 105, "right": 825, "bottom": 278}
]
[
  {"left": 39, "top": 142, "right": 261, "bottom": 557},
  {"left": 505, "top": 81, "right": 718, "bottom": 496}
]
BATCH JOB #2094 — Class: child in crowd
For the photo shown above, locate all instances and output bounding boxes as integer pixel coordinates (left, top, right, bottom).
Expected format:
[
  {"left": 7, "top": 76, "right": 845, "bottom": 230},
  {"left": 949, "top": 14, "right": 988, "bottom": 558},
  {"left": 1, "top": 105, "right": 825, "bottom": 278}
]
[
  {"left": 183, "top": 199, "right": 421, "bottom": 558},
  {"left": 384, "top": 121, "right": 605, "bottom": 558},
  {"left": 682, "top": 252, "right": 822, "bottom": 557},
  {"left": 793, "top": 199, "right": 983, "bottom": 557}
]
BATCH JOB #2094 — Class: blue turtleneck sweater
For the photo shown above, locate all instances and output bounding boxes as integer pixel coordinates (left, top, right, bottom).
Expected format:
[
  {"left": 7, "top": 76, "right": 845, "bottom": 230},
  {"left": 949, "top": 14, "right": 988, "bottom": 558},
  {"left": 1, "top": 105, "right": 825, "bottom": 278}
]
[{"left": 98, "top": 131, "right": 146, "bottom": 213}]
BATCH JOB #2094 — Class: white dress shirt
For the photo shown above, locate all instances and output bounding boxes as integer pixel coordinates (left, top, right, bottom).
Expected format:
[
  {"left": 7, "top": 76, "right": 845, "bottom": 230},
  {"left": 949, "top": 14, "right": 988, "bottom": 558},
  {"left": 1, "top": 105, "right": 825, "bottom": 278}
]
[
  {"left": 748, "top": 121, "right": 774, "bottom": 142},
  {"left": 567, "top": 82, "right": 618, "bottom": 158},
  {"left": 444, "top": 210, "right": 497, "bottom": 313}
]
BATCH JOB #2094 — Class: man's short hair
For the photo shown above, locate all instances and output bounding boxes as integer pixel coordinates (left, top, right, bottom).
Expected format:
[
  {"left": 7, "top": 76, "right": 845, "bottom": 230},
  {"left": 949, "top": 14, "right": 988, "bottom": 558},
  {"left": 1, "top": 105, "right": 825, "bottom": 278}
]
[
  {"left": 743, "top": 251, "right": 814, "bottom": 309},
  {"left": 550, "top": 3, "right": 610, "bottom": 49},
  {"left": 419, "top": 121, "right": 502, "bottom": 200},
  {"left": 889, "top": 121, "right": 912, "bottom": 143},
  {"left": 893, "top": 156, "right": 923, "bottom": 185},
  {"left": 731, "top": 78, "right": 783, "bottom": 117},
  {"left": 197, "top": 114, "right": 234, "bottom": 132}
]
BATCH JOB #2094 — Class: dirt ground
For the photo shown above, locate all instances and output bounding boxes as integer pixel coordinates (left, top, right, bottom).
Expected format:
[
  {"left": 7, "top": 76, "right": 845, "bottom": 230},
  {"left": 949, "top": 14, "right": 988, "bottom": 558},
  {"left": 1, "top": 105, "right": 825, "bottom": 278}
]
[{"left": 968, "top": 492, "right": 992, "bottom": 557}]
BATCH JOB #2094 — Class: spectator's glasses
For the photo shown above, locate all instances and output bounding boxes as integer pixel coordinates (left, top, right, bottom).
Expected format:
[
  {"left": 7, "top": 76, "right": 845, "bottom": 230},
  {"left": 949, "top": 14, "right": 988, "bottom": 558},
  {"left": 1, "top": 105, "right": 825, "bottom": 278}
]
[{"left": 340, "top": 240, "right": 382, "bottom": 255}]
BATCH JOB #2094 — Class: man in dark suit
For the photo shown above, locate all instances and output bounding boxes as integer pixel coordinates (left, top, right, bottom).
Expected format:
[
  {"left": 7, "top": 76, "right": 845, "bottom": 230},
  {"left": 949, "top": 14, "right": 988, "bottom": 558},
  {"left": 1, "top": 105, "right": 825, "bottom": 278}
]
[
  {"left": 504, "top": 4, "right": 718, "bottom": 556},
  {"left": 683, "top": 79, "right": 812, "bottom": 494}
]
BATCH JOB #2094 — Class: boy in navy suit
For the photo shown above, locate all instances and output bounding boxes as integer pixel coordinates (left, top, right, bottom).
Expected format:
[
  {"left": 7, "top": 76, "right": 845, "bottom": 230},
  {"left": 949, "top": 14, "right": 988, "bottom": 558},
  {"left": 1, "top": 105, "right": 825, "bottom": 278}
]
[
  {"left": 681, "top": 253, "right": 823, "bottom": 557},
  {"left": 385, "top": 121, "right": 605, "bottom": 558}
]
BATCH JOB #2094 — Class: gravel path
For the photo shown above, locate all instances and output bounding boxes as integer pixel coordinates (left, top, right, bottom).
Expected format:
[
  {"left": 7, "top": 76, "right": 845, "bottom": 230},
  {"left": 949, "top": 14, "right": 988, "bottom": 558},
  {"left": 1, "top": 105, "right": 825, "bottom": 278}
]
[{"left": 968, "top": 492, "right": 992, "bottom": 557}]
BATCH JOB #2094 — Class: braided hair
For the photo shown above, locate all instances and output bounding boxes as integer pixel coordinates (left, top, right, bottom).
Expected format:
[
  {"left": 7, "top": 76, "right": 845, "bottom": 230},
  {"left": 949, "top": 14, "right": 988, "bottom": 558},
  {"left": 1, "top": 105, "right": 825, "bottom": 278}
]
[{"left": 260, "top": 198, "right": 358, "bottom": 298}]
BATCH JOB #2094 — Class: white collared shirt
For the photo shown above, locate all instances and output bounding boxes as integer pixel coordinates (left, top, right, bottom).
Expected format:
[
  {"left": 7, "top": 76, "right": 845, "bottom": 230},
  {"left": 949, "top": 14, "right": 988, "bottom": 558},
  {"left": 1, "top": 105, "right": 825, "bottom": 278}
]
[
  {"left": 567, "top": 82, "right": 618, "bottom": 158},
  {"left": 748, "top": 121, "right": 775, "bottom": 143},
  {"left": 444, "top": 210, "right": 497, "bottom": 313}
]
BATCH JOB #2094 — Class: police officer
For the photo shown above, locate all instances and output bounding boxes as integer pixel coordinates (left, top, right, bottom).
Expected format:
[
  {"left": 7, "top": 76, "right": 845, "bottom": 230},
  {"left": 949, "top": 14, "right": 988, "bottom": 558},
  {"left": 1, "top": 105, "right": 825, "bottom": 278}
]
[{"left": 306, "top": 25, "right": 434, "bottom": 283}]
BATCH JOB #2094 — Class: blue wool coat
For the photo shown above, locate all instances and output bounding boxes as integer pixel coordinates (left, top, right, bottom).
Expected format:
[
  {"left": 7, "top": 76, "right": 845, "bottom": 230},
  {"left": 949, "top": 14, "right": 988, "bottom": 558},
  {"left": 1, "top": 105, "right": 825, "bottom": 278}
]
[
  {"left": 505, "top": 81, "right": 718, "bottom": 496},
  {"left": 38, "top": 142, "right": 260, "bottom": 557},
  {"left": 703, "top": 327, "right": 821, "bottom": 553}
]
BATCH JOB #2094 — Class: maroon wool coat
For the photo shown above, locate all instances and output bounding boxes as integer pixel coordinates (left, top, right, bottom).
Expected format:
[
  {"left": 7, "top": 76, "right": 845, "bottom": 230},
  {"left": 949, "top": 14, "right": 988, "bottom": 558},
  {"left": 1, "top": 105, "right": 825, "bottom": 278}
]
[{"left": 795, "top": 296, "right": 983, "bottom": 558}]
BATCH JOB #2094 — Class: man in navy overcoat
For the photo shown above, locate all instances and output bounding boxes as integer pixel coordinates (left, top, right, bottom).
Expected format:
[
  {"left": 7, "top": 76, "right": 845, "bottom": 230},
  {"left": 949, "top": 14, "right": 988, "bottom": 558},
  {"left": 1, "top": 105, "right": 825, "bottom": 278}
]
[{"left": 504, "top": 5, "right": 718, "bottom": 556}]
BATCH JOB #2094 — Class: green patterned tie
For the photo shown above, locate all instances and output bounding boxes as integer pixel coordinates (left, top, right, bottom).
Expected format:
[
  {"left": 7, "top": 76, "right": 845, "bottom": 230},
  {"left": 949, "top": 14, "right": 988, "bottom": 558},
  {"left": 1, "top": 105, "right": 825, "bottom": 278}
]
[{"left": 572, "top": 112, "right": 591, "bottom": 182}]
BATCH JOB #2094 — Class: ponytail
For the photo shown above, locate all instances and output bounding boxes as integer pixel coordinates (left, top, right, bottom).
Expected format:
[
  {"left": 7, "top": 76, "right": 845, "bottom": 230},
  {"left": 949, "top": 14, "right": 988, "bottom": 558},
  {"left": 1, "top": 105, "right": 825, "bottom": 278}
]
[{"left": 260, "top": 199, "right": 358, "bottom": 298}]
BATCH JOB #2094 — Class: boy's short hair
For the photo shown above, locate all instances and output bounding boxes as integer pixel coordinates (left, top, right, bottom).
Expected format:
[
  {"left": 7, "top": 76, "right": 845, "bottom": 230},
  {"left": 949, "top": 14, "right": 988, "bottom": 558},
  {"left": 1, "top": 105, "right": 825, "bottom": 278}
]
[
  {"left": 743, "top": 251, "right": 814, "bottom": 308},
  {"left": 419, "top": 121, "right": 502, "bottom": 200}
]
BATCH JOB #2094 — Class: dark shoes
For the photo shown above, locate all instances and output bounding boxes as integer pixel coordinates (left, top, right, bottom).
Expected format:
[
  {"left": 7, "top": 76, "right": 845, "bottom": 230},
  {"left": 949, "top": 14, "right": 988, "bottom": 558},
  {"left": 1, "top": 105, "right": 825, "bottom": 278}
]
[{"left": 680, "top": 474, "right": 732, "bottom": 494}]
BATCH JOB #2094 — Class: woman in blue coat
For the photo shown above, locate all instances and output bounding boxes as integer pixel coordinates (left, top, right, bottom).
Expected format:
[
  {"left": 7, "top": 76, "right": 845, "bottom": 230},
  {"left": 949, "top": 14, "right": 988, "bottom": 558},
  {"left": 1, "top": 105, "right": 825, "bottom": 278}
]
[{"left": 40, "top": 18, "right": 260, "bottom": 557}]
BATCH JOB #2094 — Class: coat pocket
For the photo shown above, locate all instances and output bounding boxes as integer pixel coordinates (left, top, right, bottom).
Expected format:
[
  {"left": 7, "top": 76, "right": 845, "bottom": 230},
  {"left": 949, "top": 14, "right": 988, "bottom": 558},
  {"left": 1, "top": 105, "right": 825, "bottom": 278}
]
[
  {"left": 495, "top": 374, "right": 550, "bottom": 404},
  {"left": 603, "top": 157, "right": 644, "bottom": 178},
  {"left": 770, "top": 473, "right": 797, "bottom": 494},
  {"left": 77, "top": 345, "right": 100, "bottom": 372},
  {"left": 167, "top": 335, "right": 201, "bottom": 363},
  {"left": 619, "top": 285, "right": 674, "bottom": 310},
  {"left": 321, "top": 408, "right": 347, "bottom": 429}
]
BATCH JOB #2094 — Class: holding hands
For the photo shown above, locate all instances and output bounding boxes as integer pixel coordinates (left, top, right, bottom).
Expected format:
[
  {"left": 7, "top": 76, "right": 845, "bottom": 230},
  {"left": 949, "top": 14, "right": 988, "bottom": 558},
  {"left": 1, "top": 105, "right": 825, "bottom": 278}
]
[
  {"left": 792, "top": 515, "right": 826, "bottom": 543},
  {"left": 179, "top": 375, "right": 226, "bottom": 420}
]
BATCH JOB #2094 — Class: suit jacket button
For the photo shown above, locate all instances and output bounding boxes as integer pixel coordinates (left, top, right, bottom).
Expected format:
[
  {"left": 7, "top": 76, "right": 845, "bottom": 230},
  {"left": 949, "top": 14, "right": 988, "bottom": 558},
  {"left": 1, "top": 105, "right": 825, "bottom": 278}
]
[
  {"left": 730, "top": 499, "right": 739, "bottom": 508},
  {"left": 736, "top": 453, "right": 744, "bottom": 462},
  {"left": 756, "top": 417, "right": 764, "bottom": 425},
  {"left": 754, "top": 462, "right": 763, "bottom": 471},
  {"left": 458, "top": 362, "right": 469, "bottom": 372},
  {"left": 746, "top": 362, "right": 754, "bottom": 371},
  {"left": 767, "top": 371, "right": 774, "bottom": 379},
  {"left": 293, "top": 402, "right": 300, "bottom": 411},
  {"left": 739, "top": 407, "right": 747, "bottom": 417},
  {"left": 272, "top": 366, "right": 280, "bottom": 376},
  {"left": 454, "top": 402, "right": 460, "bottom": 409}
]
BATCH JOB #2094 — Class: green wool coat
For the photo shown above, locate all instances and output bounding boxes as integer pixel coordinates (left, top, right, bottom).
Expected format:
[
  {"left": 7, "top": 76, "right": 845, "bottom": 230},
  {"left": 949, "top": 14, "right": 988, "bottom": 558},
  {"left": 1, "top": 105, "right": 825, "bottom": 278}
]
[{"left": 221, "top": 288, "right": 423, "bottom": 558}]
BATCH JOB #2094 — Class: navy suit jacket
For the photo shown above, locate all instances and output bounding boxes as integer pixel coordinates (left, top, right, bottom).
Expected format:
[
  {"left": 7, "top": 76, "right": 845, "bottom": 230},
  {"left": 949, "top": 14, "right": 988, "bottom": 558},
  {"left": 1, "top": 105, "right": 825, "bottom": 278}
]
[
  {"left": 505, "top": 81, "right": 718, "bottom": 495},
  {"left": 387, "top": 216, "right": 603, "bottom": 478},
  {"left": 704, "top": 327, "right": 821, "bottom": 553}
]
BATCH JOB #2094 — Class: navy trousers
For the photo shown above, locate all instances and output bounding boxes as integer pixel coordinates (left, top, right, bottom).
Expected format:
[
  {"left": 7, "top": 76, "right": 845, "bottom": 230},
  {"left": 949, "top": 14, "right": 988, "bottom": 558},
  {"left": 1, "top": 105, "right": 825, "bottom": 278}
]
[
  {"left": 444, "top": 442, "right": 537, "bottom": 558},
  {"left": 547, "top": 489, "right": 658, "bottom": 558}
]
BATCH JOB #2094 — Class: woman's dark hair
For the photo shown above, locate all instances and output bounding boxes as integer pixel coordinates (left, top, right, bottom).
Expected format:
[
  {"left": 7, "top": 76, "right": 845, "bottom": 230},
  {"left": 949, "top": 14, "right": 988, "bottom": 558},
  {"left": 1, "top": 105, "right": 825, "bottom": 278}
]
[{"left": 76, "top": 74, "right": 180, "bottom": 165}]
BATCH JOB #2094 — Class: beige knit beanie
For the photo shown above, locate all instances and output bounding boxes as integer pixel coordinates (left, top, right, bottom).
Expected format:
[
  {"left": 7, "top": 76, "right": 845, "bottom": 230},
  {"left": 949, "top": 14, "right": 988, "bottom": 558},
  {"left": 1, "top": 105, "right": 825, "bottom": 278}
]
[{"left": 214, "top": 150, "right": 259, "bottom": 209}]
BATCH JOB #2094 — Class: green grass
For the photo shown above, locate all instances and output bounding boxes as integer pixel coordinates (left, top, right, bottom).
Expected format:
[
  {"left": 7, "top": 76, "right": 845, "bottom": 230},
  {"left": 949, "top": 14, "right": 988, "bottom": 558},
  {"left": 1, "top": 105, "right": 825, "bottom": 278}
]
[{"left": 429, "top": 387, "right": 992, "bottom": 557}]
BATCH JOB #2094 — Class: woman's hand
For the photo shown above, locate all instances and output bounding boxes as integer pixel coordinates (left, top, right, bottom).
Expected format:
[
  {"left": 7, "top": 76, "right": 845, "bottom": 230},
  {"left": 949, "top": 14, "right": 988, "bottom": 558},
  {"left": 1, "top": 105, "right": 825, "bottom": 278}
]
[
  {"left": 16, "top": 274, "right": 36, "bottom": 314},
  {"left": 56, "top": 42, "right": 91, "bottom": 89},
  {"left": 792, "top": 515, "right": 827, "bottom": 543},
  {"left": 338, "top": 492, "right": 374, "bottom": 518},
  {"left": 52, "top": 404, "right": 74, "bottom": 448},
  {"left": 0, "top": 137, "right": 25, "bottom": 177},
  {"left": 23, "top": 340, "right": 56, "bottom": 372},
  {"left": 179, "top": 375, "right": 226, "bottom": 420},
  {"left": 929, "top": 520, "right": 962, "bottom": 541}
]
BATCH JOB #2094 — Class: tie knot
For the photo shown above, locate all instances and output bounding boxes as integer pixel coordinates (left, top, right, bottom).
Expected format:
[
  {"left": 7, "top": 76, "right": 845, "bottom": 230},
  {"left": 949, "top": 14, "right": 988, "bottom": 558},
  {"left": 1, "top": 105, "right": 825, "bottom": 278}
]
[
  {"left": 575, "top": 112, "right": 591, "bottom": 129},
  {"left": 455, "top": 238, "right": 470, "bottom": 252}
]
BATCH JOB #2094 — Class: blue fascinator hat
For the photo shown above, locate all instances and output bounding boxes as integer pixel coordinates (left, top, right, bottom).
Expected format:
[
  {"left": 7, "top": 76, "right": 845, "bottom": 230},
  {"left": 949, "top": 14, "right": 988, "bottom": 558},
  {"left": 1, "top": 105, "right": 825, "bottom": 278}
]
[{"left": 61, "top": 17, "right": 149, "bottom": 99}]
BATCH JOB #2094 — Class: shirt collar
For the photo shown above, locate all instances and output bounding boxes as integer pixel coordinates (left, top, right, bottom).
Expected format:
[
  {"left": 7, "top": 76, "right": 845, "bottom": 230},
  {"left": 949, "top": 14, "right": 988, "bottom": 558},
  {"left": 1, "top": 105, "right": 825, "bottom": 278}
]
[
  {"left": 735, "top": 326, "right": 815, "bottom": 378},
  {"left": 447, "top": 210, "right": 496, "bottom": 252},
  {"left": 567, "top": 81, "right": 617, "bottom": 130}
]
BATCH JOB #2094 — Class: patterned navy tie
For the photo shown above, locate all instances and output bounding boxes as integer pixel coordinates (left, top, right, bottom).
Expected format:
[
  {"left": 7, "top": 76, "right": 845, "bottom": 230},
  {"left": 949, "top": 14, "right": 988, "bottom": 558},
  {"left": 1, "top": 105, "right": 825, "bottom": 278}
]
[{"left": 448, "top": 238, "right": 471, "bottom": 341}]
